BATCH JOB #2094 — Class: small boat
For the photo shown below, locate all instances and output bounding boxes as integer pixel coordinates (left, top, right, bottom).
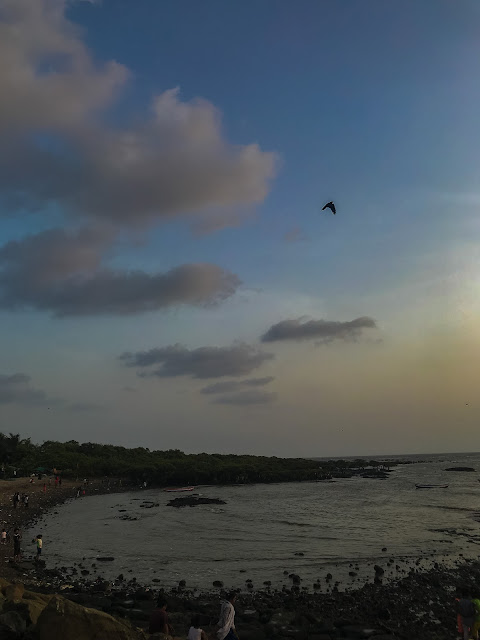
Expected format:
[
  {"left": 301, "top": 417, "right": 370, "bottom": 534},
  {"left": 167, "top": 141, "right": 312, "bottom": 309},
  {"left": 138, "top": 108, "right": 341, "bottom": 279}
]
[
  {"left": 164, "top": 486, "right": 195, "bottom": 492},
  {"left": 415, "top": 484, "right": 449, "bottom": 489}
]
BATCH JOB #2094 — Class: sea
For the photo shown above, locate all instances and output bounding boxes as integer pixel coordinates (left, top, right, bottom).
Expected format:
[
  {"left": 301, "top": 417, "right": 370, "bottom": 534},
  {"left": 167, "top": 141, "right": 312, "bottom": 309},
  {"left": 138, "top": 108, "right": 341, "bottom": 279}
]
[{"left": 27, "top": 452, "right": 480, "bottom": 592}]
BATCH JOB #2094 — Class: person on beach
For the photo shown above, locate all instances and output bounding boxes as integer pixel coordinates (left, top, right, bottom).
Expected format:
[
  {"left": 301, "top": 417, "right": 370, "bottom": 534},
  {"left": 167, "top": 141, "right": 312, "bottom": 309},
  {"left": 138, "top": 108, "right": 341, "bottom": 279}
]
[
  {"left": 33, "top": 534, "right": 43, "bottom": 562},
  {"left": 1, "top": 528, "right": 6, "bottom": 544},
  {"left": 24, "top": 494, "right": 29, "bottom": 508},
  {"left": 458, "top": 588, "right": 476, "bottom": 640},
  {"left": 149, "top": 597, "right": 174, "bottom": 636},
  {"left": 13, "top": 528, "right": 21, "bottom": 562},
  {"left": 217, "top": 592, "right": 239, "bottom": 640},
  {"left": 12, "top": 492, "right": 19, "bottom": 508},
  {"left": 188, "top": 614, "right": 209, "bottom": 640},
  {"left": 471, "top": 593, "right": 480, "bottom": 640}
]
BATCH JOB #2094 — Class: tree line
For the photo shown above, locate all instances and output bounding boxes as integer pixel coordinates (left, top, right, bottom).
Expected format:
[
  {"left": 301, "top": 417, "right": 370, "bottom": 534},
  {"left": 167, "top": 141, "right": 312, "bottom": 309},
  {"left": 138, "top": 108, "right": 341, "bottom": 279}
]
[{"left": 0, "top": 432, "right": 397, "bottom": 486}]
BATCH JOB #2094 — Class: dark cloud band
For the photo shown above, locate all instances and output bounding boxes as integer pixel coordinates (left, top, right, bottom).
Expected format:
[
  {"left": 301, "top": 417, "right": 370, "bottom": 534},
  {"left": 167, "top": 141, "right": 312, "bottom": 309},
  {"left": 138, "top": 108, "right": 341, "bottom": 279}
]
[
  {"left": 261, "top": 316, "right": 377, "bottom": 343},
  {"left": 120, "top": 344, "right": 274, "bottom": 379}
]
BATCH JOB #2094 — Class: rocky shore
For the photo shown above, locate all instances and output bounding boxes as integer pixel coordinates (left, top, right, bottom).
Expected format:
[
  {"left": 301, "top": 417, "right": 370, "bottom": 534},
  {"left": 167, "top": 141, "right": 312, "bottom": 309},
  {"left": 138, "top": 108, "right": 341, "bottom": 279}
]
[{"left": 0, "top": 557, "right": 475, "bottom": 640}]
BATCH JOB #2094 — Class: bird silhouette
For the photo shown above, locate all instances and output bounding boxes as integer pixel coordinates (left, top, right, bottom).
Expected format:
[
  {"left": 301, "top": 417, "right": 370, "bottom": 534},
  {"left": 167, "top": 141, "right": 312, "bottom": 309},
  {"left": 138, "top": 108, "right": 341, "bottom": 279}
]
[{"left": 322, "top": 201, "right": 336, "bottom": 215}]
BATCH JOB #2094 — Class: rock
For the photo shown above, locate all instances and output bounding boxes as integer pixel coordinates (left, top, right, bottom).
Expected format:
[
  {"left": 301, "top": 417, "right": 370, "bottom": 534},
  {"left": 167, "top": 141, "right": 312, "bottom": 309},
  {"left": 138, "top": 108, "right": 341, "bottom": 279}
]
[
  {"left": 35, "top": 595, "right": 145, "bottom": 640},
  {"left": 4, "top": 583, "right": 24, "bottom": 602},
  {"left": 96, "top": 557, "right": 115, "bottom": 562},
  {"left": 213, "top": 581, "right": 223, "bottom": 588},
  {"left": 290, "top": 574, "right": 301, "bottom": 584},
  {"left": 381, "top": 547, "right": 387, "bottom": 552},
  {"left": 294, "top": 552, "right": 305, "bottom": 556},
  {"left": 374, "top": 565, "right": 384, "bottom": 575},
  {"left": 93, "top": 580, "right": 112, "bottom": 593},
  {"left": 178, "top": 580, "right": 186, "bottom": 588},
  {"left": 167, "top": 497, "right": 226, "bottom": 508},
  {"left": 349, "top": 571, "right": 357, "bottom": 577},
  {"left": 22, "top": 590, "right": 54, "bottom": 623},
  {"left": 445, "top": 466, "right": 475, "bottom": 471},
  {"left": 325, "top": 573, "right": 333, "bottom": 581}
]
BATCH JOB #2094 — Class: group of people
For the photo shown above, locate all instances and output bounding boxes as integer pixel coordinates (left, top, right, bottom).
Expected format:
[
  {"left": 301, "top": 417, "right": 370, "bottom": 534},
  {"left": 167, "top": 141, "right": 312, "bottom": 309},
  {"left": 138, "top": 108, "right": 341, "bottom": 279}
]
[
  {"left": 457, "top": 588, "right": 480, "bottom": 640},
  {"left": 1, "top": 527, "right": 23, "bottom": 562},
  {"left": 149, "top": 591, "right": 239, "bottom": 640},
  {"left": 11, "top": 492, "right": 29, "bottom": 508},
  {"left": 0, "top": 526, "right": 43, "bottom": 563}
]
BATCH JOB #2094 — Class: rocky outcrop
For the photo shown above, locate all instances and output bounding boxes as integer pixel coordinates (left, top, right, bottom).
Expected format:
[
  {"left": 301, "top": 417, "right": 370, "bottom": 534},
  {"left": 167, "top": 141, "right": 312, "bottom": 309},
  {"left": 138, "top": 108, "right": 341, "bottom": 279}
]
[
  {"left": 36, "top": 595, "right": 146, "bottom": 640},
  {"left": 0, "top": 579, "right": 146, "bottom": 640},
  {"left": 445, "top": 466, "right": 475, "bottom": 471}
]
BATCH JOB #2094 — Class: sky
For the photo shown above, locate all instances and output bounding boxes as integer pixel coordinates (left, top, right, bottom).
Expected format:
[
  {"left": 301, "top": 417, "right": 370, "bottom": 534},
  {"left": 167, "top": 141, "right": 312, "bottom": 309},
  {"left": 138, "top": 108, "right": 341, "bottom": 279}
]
[{"left": 1, "top": 0, "right": 480, "bottom": 457}]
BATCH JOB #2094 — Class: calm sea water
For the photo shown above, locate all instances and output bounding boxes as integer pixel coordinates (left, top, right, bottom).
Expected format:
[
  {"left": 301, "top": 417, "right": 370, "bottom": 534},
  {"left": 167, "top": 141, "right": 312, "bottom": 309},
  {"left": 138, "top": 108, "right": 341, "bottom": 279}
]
[{"left": 27, "top": 453, "right": 480, "bottom": 591}]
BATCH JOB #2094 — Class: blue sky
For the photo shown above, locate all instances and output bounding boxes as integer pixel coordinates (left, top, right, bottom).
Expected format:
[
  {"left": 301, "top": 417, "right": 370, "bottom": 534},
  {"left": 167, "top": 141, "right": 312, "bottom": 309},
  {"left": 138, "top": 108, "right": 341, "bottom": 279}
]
[{"left": 0, "top": 0, "right": 479, "bottom": 456}]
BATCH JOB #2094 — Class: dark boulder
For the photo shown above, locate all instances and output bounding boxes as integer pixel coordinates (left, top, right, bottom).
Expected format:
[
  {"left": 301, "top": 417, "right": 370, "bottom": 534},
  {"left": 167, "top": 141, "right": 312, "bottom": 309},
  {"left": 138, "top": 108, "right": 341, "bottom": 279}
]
[{"left": 167, "top": 497, "right": 227, "bottom": 508}]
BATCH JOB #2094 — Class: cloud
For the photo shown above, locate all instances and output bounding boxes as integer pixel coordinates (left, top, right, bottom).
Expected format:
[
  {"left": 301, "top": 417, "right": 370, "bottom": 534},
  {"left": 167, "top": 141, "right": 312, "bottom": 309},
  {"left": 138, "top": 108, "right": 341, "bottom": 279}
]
[
  {"left": 200, "top": 376, "right": 275, "bottom": 395},
  {"left": 0, "top": 373, "right": 51, "bottom": 406},
  {"left": 212, "top": 390, "right": 277, "bottom": 406},
  {"left": 261, "top": 316, "right": 377, "bottom": 343},
  {"left": 0, "top": 1, "right": 277, "bottom": 229},
  {"left": 120, "top": 344, "right": 274, "bottom": 379},
  {"left": 0, "top": 228, "right": 241, "bottom": 316}
]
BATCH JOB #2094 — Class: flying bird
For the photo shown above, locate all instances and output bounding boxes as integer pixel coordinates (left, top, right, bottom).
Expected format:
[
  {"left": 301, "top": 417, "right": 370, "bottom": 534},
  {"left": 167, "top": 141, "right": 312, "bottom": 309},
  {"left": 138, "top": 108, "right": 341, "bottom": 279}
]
[{"left": 322, "top": 201, "right": 336, "bottom": 215}]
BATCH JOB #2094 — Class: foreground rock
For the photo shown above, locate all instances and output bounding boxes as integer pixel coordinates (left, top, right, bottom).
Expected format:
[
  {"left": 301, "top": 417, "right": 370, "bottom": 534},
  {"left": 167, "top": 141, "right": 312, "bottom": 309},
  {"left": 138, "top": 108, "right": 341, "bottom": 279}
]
[
  {"left": 167, "top": 496, "right": 226, "bottom": 508},
  {"left": 0, "top": 579, "right": 146, "bottom": 639},
  {"left": 36, "top": 595, "right": 145, "bottom": 640}
]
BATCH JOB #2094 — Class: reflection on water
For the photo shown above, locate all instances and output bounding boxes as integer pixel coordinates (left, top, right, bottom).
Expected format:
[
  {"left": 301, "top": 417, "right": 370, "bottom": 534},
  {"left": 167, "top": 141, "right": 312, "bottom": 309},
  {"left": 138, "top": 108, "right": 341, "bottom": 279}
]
[{"left": 27, "top": 452, "right": 480, "bottom": 590}]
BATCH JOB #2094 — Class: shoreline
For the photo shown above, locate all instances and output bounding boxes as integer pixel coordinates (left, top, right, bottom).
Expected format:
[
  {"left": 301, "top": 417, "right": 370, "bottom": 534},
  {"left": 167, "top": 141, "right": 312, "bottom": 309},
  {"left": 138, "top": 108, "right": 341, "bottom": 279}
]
[
  {"left": 0, "top": 476, "right": 135, "bottom": 581},
  {"left": 0, "top": 476, "right": 476, "bottom": 639}
]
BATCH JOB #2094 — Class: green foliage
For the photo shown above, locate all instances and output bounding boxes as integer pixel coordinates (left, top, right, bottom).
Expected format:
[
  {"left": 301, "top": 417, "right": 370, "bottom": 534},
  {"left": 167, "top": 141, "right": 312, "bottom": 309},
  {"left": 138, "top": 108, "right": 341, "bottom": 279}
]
[{"left": 0, "top": 431, "right": 397, "bottom": 484}]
